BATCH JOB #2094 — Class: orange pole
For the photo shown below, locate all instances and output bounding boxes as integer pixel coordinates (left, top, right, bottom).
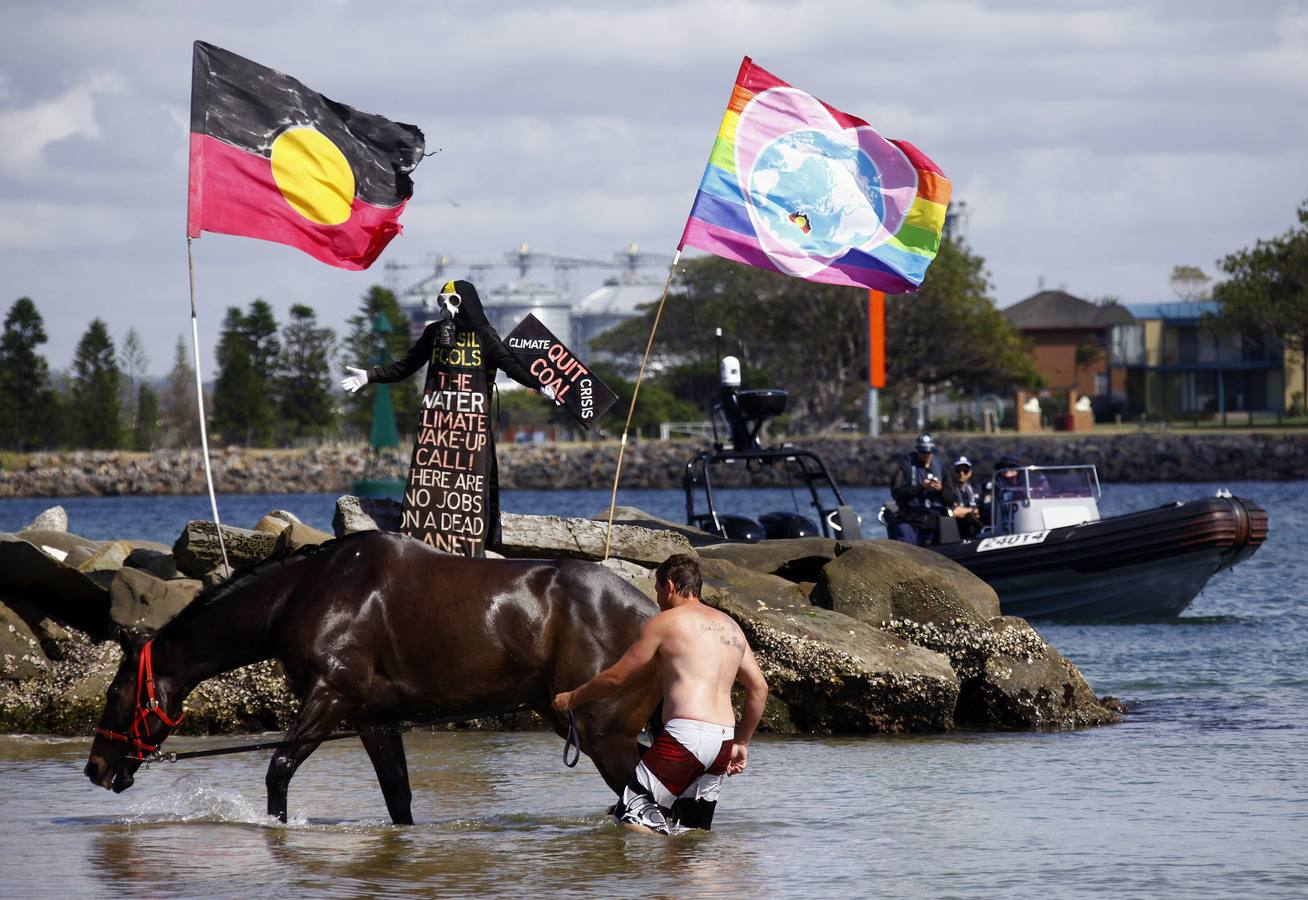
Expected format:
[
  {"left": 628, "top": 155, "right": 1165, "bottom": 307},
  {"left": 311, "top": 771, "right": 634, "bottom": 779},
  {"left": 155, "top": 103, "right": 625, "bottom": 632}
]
[{"left": 868, "top": 290, "right": 886, "bottom": 389}]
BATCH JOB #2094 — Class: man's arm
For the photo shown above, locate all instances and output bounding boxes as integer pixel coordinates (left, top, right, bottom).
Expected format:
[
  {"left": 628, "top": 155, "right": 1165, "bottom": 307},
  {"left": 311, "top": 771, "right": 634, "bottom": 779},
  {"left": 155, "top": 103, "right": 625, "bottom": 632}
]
[
  {"left": 727, "top": 644, "right": 769, "bottom": 775},
  {"left": 553, "top": 616, "right": 663, "bottom": 712}
]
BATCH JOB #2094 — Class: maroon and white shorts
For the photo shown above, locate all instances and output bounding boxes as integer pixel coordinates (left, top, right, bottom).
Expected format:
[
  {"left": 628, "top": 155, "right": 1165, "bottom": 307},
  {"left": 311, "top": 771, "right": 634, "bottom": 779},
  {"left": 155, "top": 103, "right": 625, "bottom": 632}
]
[{"left": 620, "top": 718, "right": 733, "bottom": 828}]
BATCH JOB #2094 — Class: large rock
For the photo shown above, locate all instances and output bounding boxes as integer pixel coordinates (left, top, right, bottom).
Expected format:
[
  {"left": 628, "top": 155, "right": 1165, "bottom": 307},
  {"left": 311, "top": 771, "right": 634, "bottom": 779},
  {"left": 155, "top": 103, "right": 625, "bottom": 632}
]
[
  {"left": 109, "top": 568, "right": 203, "bottom": 634},
  {"left": 590, "top": 506, "right": 723, "bottom": 547},
  {"left": 123, "top": 547, "right": 178, "bottom": 580},
  {"left": 172, "top": 521, "right": 281, "bottom": 577},
  {"left": 274, "top": 520, "right": 334, "bottom": 552},
  {"left": 814, "top": 543, "right": 1121, "bottom": 729},
  {"left": 0, "top": 534, "right": 109, "bottom": 635},
  {"left": 253, "top": 509, "right": 304, "bottom": 535},
  {"left": 695, "top": 556, "right": 958, "bottom": 733},
  {"left": 0, "top": 601, "right": 48, "bottom": 680},
  {"left": 333, "top": 495, "right": 402, "bottom": 536},
  {"left": 0, "top": 595, "right": 75, "bottom": 660},
  {"left": 15, "top": 529, "right": 102, "bottom": 562},
  {"left": 499, "top": 513, "right": 694, "bottom": 566},
  {"left": 698, "top": 537, "right": 844, "bottom": 584},
  {"left": 811, "top": 539, "right": 1001, "bottom": 622},
  {"left": 24, "top": 506, "right": 68, "bottom": 532},
  {"left": 959, "top": 618, "right": 1121, "bottom": 729},
  {"left": 76, "top": 540, "right": 135, "bottom": 576}
]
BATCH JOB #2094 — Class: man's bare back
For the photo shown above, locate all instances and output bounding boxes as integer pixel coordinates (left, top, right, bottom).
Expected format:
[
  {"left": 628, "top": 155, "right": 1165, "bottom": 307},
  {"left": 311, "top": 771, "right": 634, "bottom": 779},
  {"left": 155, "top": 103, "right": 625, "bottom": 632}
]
[
  {"left": 553, "top": 555, "right": 768, "bottom": 779},
  {"left": 551, "top": 554, "right": 768, "bottom": 832},
  {"left": 650, "top": 603, "right": 748, "bottom": 728}
]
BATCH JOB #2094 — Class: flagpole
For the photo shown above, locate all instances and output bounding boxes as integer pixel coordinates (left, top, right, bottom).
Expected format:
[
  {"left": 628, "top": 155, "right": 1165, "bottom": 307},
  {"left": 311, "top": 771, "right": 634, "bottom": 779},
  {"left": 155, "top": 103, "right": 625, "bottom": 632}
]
[
  {"left": 187, "top": 237, "right": 231, "bottom": 577},
  {"left": 601, "top": 248, "right": 682, "bottom": 560}
]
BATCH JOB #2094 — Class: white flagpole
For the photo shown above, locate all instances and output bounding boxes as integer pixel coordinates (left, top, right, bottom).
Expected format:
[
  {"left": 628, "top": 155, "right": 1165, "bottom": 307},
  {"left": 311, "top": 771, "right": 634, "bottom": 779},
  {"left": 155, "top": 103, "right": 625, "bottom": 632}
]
[
  {"left": 187, "top": 237, "right": 231, "bottom": 577},
  {"left": 602, "top": 248, "right": 682, "bottom": 560}
]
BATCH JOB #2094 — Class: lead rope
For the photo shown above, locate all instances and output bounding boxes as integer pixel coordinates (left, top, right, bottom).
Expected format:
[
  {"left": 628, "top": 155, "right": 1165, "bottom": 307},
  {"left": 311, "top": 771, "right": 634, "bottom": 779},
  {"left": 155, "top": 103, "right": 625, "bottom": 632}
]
[{"left": 563, "top": 710, "right": 580, "bottom": 768}]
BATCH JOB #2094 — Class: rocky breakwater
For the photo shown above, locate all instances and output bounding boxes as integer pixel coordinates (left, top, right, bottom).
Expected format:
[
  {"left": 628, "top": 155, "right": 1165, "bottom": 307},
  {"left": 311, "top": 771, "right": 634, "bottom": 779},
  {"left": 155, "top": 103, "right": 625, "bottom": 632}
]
[
  {"left": 1, "top": 499, "right": 1120, "bottom": 737},
  {"left": 2, "top": 432, "right": 1304, "bottom": 498}
]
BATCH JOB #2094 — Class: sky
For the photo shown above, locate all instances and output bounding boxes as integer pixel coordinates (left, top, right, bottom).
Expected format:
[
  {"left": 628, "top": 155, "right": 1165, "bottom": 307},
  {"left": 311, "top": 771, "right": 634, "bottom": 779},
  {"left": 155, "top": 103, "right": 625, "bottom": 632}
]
[{"left": 1, "top": 0, "right": 1305, "bottom": 375}]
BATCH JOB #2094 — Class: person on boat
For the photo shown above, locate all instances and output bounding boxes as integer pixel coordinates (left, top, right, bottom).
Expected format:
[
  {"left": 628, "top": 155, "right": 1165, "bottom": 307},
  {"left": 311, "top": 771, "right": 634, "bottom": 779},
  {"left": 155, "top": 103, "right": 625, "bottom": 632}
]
[
  {"left": 553, "top": 554, "right": 769, "bottom": 834},
  {"left": 980, "top": 453, "right": 1024, "bottom": 529},
  {"left": 890, "top": 433, "right": 946, "bottom": 546},
  {"left": 943, "top": 455, "right": 982, "bottom": 540},
  {"left": 341, "top": 280, "right": 554, "bottom": 556}
]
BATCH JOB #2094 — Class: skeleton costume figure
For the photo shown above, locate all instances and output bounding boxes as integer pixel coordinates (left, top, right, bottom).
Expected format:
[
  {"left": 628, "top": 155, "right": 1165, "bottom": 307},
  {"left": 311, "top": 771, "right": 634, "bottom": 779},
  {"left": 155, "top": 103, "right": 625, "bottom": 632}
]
[{"left": 342, "top": 280, "right": 546, "bottom": 556}]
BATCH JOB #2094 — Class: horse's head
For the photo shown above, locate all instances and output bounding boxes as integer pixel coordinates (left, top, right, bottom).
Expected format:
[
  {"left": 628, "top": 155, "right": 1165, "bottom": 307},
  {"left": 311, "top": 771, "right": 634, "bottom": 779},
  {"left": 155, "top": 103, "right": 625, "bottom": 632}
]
[{"left": 84, "top": 632, "right": 185, "bottom": 793}]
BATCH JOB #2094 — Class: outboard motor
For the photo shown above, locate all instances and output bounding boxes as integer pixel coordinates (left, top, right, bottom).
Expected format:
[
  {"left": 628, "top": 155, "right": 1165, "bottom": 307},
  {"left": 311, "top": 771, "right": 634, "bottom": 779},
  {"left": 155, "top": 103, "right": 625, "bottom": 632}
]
[
  {"left": 759, "top": 511, "right": 820, "bottom": 539},
  {"left": 708, "top": 514, "right": 766, "bottom": 543},
  {"left": 716, "top": 355, "right": 789, "bottom": 452}
]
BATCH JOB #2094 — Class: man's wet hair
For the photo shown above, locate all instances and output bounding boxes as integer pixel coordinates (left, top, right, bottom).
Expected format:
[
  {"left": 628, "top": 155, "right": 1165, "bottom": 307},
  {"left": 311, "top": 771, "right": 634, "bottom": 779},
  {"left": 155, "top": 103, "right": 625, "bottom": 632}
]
[{"left": 655, "top": 554, "right": 702, "bottom": 598}]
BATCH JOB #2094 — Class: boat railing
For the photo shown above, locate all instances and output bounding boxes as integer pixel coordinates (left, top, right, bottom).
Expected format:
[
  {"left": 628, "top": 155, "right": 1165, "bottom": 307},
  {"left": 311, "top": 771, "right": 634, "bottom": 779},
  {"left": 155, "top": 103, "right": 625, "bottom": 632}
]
[{"left": 990, "top": 464, "right": 1102, "bottom": 536}]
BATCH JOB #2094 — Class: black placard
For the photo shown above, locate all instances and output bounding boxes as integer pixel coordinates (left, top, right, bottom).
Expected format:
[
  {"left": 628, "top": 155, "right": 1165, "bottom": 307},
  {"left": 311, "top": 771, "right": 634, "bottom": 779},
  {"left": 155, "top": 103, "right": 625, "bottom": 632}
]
[
  {"left": 400, "top": 331, "right": 492, "bottom": 557},
  {"left": 505, "top": 315, "right": 618, "bottom": 428}
]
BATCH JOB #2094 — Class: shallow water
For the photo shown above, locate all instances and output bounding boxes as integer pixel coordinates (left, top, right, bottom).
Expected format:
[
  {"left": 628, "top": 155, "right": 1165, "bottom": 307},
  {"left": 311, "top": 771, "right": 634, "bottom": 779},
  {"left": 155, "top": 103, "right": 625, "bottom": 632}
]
[{"left": 1, "top": 481, "right": 1306, "bottom": 897}]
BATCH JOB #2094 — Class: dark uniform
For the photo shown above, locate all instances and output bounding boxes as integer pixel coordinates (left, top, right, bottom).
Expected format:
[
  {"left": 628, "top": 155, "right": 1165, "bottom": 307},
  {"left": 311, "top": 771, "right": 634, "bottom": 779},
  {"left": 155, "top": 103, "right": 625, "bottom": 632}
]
[
  {"left": 943, "top": 474, "right": 982, "bottom": 540},
  {"left": 890, "top": 449, "right": 945, "bottom": 546}
]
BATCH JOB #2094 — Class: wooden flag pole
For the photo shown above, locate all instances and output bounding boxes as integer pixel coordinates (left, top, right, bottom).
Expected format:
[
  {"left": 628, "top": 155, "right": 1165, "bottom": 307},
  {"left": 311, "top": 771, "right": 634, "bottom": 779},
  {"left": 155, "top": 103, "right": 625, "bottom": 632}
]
[
  {"left": 186, "top": 238, "right": 231, "bottom": 577},
  {"left": 602, "top": 249, "right": 682, "bottom": 560}
]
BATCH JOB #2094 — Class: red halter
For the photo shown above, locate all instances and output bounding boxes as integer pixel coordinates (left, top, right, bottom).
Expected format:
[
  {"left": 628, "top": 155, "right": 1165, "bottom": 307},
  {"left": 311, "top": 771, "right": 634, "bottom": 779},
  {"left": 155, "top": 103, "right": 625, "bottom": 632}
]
[{"left": 94, "top": 640, "right": 185, "bottom": 760}]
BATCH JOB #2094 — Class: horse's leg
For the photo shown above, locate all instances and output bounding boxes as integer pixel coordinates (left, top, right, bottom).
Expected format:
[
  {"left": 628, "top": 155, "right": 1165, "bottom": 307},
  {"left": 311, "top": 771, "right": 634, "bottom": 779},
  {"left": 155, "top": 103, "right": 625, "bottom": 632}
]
[
  {"left": 578, "top": 717, "right": 642, "bottom": 798},
  {"left": 358, "top": 724, "right": 414, "bottom": 826},
  {"left": 266, "top": 689, "right": 347, "bottom": 823}
]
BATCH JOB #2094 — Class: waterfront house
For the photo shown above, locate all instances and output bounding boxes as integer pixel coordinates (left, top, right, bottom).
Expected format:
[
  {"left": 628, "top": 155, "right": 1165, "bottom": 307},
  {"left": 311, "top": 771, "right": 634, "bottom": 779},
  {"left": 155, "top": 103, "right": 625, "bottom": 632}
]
[
  {"left": 1001, "top": 290, "right": 1132, "bottom": 400},
  {"left": 1108, "top": 301, "right": 1303, "bottom": 421}
]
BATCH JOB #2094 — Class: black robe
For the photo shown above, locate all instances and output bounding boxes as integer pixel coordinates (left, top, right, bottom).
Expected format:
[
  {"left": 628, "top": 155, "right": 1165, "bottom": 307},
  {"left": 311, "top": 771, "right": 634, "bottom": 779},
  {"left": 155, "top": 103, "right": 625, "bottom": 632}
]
[{"left": 368, "top": 280, "right": 536, "bottom": 556}]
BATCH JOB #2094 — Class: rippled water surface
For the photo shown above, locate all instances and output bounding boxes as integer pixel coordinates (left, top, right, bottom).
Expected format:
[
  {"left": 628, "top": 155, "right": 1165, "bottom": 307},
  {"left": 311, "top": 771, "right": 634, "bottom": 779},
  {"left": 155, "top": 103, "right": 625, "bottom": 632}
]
[{"left": 1, "top": 481, "right": 1306, "bottom": 898}]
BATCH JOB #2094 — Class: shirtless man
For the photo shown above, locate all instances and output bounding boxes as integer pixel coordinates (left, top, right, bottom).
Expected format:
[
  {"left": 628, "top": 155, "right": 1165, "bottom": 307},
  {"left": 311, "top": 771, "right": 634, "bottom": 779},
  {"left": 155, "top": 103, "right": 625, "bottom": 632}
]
[{"left": 553, "top": 553, "right": 769, "bottom": 833}]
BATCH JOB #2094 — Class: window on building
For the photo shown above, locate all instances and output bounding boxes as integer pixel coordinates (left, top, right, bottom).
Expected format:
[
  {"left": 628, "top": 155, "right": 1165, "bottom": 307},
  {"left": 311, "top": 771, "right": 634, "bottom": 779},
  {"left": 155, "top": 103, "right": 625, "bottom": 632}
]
[{"left": 1110, "top": 324, "right": 1144, "bottom": 366}]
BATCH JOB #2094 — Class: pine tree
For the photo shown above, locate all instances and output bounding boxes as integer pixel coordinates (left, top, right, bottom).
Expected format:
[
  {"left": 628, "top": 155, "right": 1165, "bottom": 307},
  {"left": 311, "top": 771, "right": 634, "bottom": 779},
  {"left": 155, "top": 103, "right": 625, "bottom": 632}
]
[
  {"left": 0, "top": 297, "right": 56, "bottom": 450},
  {"left": 276, "top": 303, "right": 337, "bottom": 442},
  {"left": 342, "top": 285, "right": 417, "bottom": 440},
  {"left": 68, "top": 318, "right": 125, "bottom": 449},
  {"left": 162, "top": 336, "right": 200, "bottom": 448},
  {"left": 212, "top": 301, "right": 280, "bottom": 446},
  {"left": 132, "top": 383, "right": 161, "bottom": 450}
]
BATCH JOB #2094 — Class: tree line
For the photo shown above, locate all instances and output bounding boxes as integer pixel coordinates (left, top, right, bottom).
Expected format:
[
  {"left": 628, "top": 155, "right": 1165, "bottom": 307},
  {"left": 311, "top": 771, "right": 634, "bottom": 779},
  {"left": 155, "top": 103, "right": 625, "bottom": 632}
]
[{"left": 0, "top": 287, "right": 420, "bottom": 452}]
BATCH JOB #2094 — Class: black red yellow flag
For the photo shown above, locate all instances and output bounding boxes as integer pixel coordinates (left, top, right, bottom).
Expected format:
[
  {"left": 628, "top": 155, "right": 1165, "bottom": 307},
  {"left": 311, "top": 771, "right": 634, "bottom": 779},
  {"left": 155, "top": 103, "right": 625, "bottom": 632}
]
[{"left": 187, "top": 41, "right": 425, "bottom": 270}]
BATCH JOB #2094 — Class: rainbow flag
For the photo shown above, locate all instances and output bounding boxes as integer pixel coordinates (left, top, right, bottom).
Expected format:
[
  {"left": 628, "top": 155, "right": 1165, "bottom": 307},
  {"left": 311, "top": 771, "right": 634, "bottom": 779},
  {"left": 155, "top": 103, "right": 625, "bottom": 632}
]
[{"left": 679, "top": 57, "right": 951, "bottom": 294}]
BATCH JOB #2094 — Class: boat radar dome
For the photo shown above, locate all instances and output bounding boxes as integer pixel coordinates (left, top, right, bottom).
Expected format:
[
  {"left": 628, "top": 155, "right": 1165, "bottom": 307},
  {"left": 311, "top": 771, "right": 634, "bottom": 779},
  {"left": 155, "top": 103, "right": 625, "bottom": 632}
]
[{"left": 720, "top": 355, "right": 742, "bottom": 387}]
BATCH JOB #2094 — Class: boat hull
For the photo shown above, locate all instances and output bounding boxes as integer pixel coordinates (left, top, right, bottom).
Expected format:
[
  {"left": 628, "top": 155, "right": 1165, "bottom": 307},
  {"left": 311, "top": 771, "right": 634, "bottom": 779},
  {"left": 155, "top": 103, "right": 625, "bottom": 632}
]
[{"left": 932, "top": 496, "right": 1268, "bottom": 621}]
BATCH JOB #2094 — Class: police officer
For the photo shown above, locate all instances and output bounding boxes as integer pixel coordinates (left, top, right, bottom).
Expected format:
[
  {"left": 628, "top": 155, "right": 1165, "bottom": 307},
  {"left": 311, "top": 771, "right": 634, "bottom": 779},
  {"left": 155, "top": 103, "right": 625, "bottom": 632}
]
[
  {"left": 943, "top": 455, "right": 982, "bottom": 540},
  {"left": 889, "top": 433, "right": 946, "bottom": 546},
  {"left": 979, "top": 453, "right": 1023, "bottom": 528}
]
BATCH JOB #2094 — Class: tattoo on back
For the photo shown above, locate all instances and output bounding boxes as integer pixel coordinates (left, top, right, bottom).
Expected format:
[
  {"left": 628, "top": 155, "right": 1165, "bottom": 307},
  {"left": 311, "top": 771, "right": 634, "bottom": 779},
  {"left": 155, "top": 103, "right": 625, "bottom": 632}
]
[{"left": 699, "top": 618, "right": 743, "bottom": 650}]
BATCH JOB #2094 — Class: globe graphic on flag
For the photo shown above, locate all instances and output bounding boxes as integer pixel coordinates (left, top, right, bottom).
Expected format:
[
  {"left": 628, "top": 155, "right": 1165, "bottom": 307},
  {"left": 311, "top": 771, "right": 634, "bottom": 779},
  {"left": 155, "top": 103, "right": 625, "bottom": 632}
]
[{"left": 747, "top": 130, "right": 887, "bottom": 260}]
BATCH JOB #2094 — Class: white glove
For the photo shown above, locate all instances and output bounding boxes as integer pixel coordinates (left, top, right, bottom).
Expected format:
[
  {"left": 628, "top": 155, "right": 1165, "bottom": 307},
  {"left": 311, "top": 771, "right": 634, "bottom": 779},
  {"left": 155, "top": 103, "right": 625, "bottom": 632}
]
[
  {"left": 341, "top": 366, "right": 369, "bottom": 394},
  {"left": 540, "top": 384, "right": 563, "bottom": 405}
]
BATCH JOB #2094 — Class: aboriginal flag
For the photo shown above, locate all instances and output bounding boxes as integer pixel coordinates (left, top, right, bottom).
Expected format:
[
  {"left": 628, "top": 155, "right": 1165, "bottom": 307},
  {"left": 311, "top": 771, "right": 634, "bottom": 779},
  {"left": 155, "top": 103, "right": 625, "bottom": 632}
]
[{"left": 188, "top": 41, "right": 425, "bottom": 270}]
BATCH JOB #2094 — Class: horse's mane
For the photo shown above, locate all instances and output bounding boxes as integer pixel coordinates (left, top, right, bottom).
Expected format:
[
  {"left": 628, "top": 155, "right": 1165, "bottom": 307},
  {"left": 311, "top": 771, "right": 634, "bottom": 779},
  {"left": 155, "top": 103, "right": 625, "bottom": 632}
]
[{"left": 170, "top": 529, "right": 381, "bottom": 624}]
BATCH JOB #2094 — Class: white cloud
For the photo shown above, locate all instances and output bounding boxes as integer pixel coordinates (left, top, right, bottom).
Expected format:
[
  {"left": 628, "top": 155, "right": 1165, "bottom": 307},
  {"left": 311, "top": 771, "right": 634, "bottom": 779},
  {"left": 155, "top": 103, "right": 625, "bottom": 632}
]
[{"left": 0, "top": 72, "right": 124, "bottom": 175}]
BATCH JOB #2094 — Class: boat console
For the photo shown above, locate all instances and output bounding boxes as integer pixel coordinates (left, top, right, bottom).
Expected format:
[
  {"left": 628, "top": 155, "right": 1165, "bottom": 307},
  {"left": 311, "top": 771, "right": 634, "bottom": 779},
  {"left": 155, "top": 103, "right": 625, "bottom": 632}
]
[
  {"left": 988, "top": 465, "right": 1102, "bottom": 536},
  {"left": 682, "top": 356, "right": 863, "bottom": 542}
]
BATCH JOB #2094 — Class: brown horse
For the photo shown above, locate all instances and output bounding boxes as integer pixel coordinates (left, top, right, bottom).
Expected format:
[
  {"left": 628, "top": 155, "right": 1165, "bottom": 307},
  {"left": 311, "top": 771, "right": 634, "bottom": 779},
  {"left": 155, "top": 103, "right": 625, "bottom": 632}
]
[{"left": 84, "top": 531, "right": 661, "bottom": 824}]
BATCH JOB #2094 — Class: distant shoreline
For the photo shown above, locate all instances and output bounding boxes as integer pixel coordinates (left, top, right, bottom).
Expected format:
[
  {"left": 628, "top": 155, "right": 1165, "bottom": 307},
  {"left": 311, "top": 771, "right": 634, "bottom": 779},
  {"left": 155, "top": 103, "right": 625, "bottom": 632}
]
[{"left": 1, "top": 432, "right": 1305, "bottom": 498}]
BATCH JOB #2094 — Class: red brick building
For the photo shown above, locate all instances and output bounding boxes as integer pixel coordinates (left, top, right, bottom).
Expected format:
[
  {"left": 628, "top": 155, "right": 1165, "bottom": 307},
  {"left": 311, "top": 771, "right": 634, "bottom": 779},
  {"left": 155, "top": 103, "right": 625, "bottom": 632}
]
[{"left": 1002, "top": 290, "right": 1131, "bottom": 399}]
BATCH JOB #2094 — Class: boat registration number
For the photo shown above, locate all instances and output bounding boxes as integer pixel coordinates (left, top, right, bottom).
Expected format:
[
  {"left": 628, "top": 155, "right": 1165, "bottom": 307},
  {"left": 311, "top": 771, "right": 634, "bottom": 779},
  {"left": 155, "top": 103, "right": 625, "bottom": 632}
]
[{"left": 976, "top": 531, "right": 1050, "bottom": 552}]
